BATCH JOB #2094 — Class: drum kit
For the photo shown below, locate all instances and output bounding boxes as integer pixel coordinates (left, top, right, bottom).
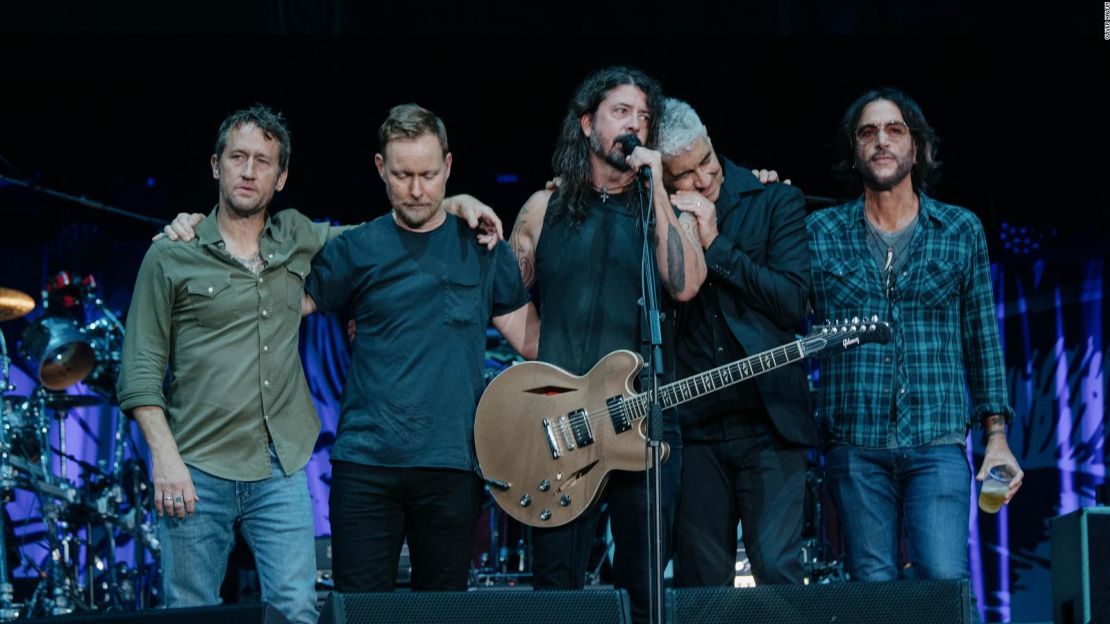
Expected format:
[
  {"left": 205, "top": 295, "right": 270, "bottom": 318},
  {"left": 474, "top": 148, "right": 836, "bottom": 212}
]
[{"left": 0, "top": 273, "right": 157, "bottom": 621}]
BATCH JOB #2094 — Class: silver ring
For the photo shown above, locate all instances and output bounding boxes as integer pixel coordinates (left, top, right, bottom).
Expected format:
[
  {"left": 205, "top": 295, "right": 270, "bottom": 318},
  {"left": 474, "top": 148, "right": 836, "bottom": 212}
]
[{"left": 162, "top": 496, "right": 173, "bottom": 501}]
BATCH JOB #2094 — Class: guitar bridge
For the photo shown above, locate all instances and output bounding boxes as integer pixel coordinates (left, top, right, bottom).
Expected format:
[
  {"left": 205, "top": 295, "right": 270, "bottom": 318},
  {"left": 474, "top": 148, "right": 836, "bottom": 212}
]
[{"left": 542, "top": 418, "right": 562, "bottom": 459}]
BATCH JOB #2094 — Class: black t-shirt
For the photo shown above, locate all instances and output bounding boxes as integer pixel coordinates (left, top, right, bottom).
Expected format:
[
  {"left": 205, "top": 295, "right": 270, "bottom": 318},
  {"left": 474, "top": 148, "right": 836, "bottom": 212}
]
[
  {"left": 305, "top": 213, "right": 530, "bottom": 471},
  {"left": 535, "top": 187, "right": 676, "bottom": 395}
]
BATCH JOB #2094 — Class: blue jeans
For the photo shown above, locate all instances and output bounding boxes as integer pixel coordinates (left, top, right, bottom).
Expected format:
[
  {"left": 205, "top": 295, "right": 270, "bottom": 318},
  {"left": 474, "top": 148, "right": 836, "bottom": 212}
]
[
  {"left": 158, "top": 450, "right": 317, "bottom": 624},
  {"left": 826, "top": 443, "right": 970, "bottom": 582}
]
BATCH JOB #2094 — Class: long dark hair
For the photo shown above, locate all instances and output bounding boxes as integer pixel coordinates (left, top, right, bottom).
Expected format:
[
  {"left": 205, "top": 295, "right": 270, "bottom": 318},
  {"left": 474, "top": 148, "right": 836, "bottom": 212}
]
[
  {"left": 551, "top": 66, "right": 663, "bottom": 223},
  {"left": 833, "top": 87, "right": 941, "bottom": 193}
]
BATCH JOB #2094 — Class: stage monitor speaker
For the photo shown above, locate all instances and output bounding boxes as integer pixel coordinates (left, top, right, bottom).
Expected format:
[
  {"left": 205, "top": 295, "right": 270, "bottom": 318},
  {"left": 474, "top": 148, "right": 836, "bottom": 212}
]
[
  {"left": 668, "top": 580, "right": 972, "bottom": 623},
  {"left": 1052, "top": 506, "right": 1110, "bottom": 624},
  {"left": 320, "top": 588, "right": 631, "bottom": 624},
  {"left": 21, "top": 603, "right": 290, "bottom": 624}
]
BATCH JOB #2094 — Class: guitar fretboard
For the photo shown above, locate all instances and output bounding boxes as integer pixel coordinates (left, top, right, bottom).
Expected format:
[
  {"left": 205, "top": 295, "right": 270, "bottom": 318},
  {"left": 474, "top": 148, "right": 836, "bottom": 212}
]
[{"left": 621, "top": 340, "right": 806, "bottom": 423}]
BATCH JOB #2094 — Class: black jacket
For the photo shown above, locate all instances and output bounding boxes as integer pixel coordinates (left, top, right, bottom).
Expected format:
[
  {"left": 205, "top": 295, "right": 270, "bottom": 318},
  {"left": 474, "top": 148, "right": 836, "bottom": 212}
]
[{"left": 679, "top": 158, "right": 817, "bottom": 447}]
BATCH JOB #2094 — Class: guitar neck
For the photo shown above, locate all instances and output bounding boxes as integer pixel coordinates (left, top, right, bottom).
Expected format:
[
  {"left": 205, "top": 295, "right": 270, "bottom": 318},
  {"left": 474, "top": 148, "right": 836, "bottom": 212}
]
[{"left": 627, "top": 340, "right": 806, "bottom": 420}]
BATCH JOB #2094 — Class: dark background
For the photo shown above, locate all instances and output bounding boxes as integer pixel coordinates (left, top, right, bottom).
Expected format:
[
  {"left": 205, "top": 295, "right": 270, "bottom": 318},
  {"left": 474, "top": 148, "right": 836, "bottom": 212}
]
[
  {"left": 0, "top": 3, "right": 1105, "bottom": 274},
  {"left": 0, "top": 3, "right": 1105, "bottom": 622}
]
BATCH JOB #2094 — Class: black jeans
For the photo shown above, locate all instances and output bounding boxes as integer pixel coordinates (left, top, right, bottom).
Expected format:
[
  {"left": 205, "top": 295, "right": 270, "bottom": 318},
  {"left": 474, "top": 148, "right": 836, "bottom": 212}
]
[
  {"left": 531, "top": 426, "right": 682, "bottom": 624},
  {"left": 329, "top": 461, "right": 483, "bottom": 592},
  {"left": 673, "top": 430, "right": 808, "bottom": 586}
]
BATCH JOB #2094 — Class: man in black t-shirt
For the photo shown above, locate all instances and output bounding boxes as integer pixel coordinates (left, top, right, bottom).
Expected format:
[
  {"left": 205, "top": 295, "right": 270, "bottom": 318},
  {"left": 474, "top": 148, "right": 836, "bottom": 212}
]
[{"left": 303, "top": 104, "right": 538, "bottom": 592}]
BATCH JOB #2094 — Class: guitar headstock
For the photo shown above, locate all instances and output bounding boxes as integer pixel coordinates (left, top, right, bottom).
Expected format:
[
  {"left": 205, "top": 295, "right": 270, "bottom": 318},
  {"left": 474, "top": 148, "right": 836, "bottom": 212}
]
[{"left": 802, "top": 316, "right": 892, "bottom": 359}]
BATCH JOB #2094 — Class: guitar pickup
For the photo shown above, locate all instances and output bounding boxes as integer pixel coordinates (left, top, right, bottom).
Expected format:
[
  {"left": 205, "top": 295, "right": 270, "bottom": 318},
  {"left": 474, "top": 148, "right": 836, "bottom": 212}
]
[
  {"left": 607, "top": 396, "right": 632, "bottom": 433},
  {"left": 542, "top": 418, "right": 562, "bottom": 459},
  {"left": 568, "top": 409, "right": 594, "bottom": 447}
]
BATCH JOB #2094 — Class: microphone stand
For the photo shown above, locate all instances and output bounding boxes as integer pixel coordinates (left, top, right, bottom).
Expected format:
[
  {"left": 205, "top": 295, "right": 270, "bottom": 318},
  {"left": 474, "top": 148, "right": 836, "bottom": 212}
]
[{"left": 635, "top": 167, "right": 667, "bottom": 624}]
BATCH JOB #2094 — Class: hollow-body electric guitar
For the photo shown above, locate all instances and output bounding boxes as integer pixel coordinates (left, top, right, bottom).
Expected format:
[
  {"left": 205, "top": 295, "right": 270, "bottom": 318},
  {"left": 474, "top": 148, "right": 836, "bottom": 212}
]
[{"left": 474, "top": 317, "right": 891, "bottom": 527}]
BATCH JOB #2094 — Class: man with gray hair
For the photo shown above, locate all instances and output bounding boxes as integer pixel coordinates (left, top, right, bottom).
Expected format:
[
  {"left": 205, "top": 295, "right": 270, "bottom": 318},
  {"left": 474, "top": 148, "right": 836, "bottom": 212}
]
[{"left": 658, "top": 98, "right": 815, "bottom": 587}]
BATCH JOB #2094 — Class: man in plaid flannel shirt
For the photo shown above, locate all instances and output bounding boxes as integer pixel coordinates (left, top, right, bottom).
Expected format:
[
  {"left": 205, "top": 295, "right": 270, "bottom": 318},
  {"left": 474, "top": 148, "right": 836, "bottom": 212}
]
[{"left": 806, "top": 88, "right": 1023, "bottom": 585}]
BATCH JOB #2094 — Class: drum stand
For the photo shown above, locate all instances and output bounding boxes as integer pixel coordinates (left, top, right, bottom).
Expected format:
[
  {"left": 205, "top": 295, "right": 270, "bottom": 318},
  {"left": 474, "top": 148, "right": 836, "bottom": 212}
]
[{"left": 0, "top": 331, "right": 21, "bottom": 620}]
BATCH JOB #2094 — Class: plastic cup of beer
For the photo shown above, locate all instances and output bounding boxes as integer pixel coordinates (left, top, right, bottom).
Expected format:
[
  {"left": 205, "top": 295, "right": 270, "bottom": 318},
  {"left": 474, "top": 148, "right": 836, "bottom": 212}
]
[{"left": 978, "top": 465, "right": 1014, "bottom": 513}]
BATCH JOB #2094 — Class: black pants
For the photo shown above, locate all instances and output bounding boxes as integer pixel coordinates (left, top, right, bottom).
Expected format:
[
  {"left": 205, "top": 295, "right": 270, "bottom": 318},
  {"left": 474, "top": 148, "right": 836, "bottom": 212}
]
[
  {"left": 531, "top": 427, "right": 682, "bottom": 624},
  {"left": 329, "top": 461, "right": 483, "bottom": 592},
  {"left": 673, "top": 430, "right": 808, "bottom": 586}
]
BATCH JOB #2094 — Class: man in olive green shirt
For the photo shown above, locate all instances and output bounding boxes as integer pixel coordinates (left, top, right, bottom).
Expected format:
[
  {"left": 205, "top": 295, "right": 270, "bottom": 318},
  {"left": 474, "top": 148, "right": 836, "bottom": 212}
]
[{"left": 118, "top": 105, "right": 332, "bottom": 624}]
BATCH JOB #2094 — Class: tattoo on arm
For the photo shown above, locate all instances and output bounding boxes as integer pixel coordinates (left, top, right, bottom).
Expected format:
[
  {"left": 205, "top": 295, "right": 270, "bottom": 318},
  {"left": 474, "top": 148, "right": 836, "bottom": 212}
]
[
  {"left": 509, "top": 215, "right": 535, "bottom": 288},
  {"left": 678, "top": 212, "right": 702, "bottom": 256},
  {"left": 666, "top": 222, "right": 685, "bottom": 294}
]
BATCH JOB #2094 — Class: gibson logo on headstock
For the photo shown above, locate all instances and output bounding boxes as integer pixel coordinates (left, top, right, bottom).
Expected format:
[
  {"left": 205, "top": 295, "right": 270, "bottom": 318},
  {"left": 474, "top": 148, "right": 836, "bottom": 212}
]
[{"left": 842, "top": 336, "right": 860, "bottom": 349}]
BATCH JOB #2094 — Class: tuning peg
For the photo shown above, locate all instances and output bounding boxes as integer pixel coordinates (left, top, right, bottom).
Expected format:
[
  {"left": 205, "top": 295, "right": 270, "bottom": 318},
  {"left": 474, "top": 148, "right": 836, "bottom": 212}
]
[
  {"left": 871, "top": 315, "right": 878, "bottom": 322},
  {"left": 851, "top": 316, "right": 860, "bottom": 324}
]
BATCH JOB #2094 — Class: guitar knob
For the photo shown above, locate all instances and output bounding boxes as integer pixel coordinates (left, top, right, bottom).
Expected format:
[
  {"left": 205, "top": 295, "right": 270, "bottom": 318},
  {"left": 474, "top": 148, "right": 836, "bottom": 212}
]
[
  {"left": 539, "top": 509, "right": 552, "bottom": 521},
  {"left": 519, "top": 495, "right": 532, "bottom": 507},
  {"left": 538, "top": 480, "right": 550, "bottom": 492},
  {"left": 560, "top": 495, "right": 572, "bottom": 507}
]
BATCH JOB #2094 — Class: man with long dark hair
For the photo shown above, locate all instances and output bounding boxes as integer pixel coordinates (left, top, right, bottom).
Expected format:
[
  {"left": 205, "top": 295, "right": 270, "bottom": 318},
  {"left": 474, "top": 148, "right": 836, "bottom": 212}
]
[
  {"left": 508, "top": 66, "right": 705, "bottom": 623},
  {"left": 807, "top": 88, "right": 1023, "bottom": 586}
]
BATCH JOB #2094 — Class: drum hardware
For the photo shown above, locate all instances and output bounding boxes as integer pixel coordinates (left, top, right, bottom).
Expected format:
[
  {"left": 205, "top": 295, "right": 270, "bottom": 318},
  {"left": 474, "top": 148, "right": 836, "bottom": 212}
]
[
  {"left": 0, "top": 276, "right": 156, "bottom": 620},
  {"left": 36, "top": 392, "right": 106, "bottom": 411},
  {"left": 470, "top": 486, "right": 532, "bottom": 587},
  {"left": 0, "top": 292, "right": 25, "bottom": 620},
  {"left": 20, "top": 316, "right": 96, "bottom": 391},
  {"left": 19, "top": 272, "right": 124, "bottom": 395},
  {"left": 801, "top": 458, "right": 845, "bottom": 584}
]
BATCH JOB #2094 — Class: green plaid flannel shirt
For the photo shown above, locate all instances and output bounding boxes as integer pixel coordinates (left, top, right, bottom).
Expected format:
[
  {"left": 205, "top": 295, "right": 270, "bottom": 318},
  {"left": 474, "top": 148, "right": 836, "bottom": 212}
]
[{"left": 807, "top": 194, "right": 1013, "bottom": 447}]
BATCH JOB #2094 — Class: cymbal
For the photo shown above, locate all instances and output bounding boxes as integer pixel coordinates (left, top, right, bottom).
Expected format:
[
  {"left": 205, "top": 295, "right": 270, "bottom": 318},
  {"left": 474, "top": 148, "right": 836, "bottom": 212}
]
[
  {"left": 0, "top": 287, "right": 35, "bottom": 322},
  {"left": 35, "top": 391, "right": 105, "bottom": 410}
]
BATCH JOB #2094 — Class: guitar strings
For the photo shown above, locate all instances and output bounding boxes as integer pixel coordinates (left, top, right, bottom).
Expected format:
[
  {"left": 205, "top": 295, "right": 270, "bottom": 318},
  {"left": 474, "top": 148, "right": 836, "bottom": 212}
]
[{"left": 559, "top": 340, "right": 808, "bottom": 437}]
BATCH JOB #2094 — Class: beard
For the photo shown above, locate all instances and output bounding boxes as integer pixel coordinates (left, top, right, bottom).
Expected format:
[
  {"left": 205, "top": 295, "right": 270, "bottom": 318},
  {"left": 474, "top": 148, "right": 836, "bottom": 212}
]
[
  {"left": 393, "top": 202, "right": 442, "bottom": 230},
  {"left": 220, "top": 185, "right": 269, "bottom": 219},
  {"left": 857, "top": 149, "right": 915, "bottom": 192},
  {"left": 590, "top": 127, "right": 636, "bottom": 173}
]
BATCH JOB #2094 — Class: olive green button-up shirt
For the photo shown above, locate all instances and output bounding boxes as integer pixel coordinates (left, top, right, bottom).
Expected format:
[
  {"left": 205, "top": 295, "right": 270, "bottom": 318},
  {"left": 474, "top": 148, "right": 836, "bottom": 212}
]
[{"left": 118, "top": 206, "right": 343, "bottom": 481}]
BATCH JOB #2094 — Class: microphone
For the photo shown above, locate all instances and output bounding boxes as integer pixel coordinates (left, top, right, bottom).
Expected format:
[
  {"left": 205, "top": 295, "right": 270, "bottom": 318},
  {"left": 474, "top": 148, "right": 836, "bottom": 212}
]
[{"left": 615, "top": 134, "right": 651, "bottom": 176}]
